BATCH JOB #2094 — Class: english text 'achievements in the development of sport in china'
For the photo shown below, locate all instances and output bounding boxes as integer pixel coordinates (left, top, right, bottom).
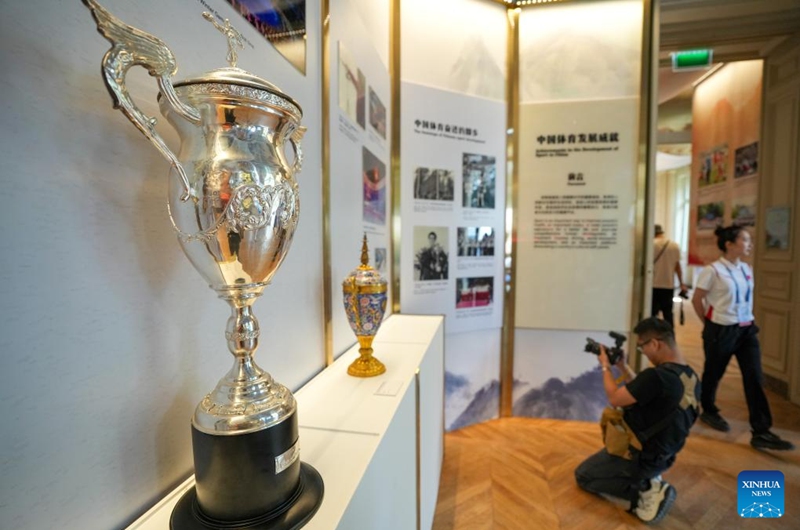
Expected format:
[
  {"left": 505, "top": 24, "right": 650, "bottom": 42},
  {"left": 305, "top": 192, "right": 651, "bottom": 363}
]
[
  {"left": 342, "top": 235, "right": 388, "bottom": 377},
  {"left": 83, "top": 1, "right": 323, "bottom": 528}
]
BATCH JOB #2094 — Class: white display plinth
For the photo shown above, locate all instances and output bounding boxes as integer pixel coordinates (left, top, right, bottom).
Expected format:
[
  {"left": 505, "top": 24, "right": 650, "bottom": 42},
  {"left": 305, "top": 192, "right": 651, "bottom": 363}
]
[{"left": 126, "top": 314, "right": 444, "bottom": 530}]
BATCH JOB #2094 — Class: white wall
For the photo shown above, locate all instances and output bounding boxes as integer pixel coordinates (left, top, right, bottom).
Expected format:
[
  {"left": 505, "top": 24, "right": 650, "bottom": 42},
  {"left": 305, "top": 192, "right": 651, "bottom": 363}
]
[{"left": 0, "top": 1, "right": 323, "bottom": 529}]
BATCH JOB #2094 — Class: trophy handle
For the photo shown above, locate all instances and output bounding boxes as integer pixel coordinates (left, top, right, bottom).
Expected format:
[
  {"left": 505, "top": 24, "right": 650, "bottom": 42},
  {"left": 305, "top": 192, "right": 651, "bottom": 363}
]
[
  {"left": 288, "top": 126, "right": 307, "bottom": 175},
  {"left": 83, "top": 0, "right": 201, "bottom": 201}
]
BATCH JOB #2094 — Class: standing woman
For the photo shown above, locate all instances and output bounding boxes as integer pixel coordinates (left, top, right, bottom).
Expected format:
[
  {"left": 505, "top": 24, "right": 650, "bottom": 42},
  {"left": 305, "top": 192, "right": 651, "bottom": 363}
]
[{"left": 691, "top": 226, "right": 794, "bottom": 450}]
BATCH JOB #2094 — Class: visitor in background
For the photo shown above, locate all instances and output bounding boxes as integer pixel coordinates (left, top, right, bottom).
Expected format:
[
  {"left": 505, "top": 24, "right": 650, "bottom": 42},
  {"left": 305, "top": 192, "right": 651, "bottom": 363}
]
[
  {"left": 652, "top": 224, "right": 686, "bottom": 328},
  {"left": 691, "top": 225, "right": 795, "bottom": 450}
]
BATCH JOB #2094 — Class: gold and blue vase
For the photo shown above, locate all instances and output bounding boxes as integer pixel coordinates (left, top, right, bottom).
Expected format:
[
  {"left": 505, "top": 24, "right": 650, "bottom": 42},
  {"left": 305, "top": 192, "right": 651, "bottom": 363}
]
[{"left": 342, "top": 235, "right": 387, "bottom": 377}]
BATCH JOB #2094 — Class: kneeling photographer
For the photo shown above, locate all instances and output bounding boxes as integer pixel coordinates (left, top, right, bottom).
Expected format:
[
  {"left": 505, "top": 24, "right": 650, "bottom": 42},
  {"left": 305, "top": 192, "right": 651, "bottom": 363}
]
[{"left": 575, "top": 318, "right": 700, "bottom": 525}]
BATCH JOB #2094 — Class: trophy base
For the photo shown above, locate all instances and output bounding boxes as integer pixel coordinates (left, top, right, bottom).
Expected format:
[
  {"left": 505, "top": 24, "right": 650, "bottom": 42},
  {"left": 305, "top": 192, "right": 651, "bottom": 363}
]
[
  {"left": 347, "top": 354, "right": 386, "bottom": 378},
  {"left": 170, "top": 462, "right": 324, "bottom": 530}
]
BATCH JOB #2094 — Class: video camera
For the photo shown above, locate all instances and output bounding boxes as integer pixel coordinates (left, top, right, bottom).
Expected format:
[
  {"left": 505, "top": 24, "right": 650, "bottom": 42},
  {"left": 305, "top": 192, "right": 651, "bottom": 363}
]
[{"left": 584, "top": 331, "right": 627, "bottom": 366}]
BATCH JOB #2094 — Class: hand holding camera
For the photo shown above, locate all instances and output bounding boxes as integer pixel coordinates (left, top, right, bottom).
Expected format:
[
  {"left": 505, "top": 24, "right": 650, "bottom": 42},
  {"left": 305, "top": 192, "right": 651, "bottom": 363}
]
[{"left": 585, "top": 331, "right": 627, "bottom": 366}]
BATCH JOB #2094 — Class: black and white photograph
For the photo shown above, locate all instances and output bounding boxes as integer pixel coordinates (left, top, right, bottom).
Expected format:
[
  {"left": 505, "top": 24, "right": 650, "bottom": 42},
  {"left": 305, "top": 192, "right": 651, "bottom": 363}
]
[
  {"left": 456, "top": 277, "right": 494, "bottom": 309},
  {"left": 414, "top": 167, "right": 455, "bottom": 201},
  {"left": 369, "top": 87, "right": 386, "bottom": 138},
  {"left": 462, "top": 153, "right": 496, "bottom": 209},
  {"left": 457, "top": 227, "right": 495, "bottom": 257},
  {"left": 414, "top": 226, "right": 449, "bottom": 281}
]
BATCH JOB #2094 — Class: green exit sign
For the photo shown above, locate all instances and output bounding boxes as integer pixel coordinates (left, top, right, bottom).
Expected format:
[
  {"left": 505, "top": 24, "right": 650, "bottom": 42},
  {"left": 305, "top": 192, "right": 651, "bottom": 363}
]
[{"left": 671, "top": 49, "right": 713, "bottom": 71}]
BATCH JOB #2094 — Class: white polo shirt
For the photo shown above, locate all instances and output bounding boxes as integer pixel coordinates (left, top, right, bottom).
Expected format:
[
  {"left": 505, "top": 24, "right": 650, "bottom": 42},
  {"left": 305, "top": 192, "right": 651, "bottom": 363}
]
[{"left": 695, "top": 257, "right": 755, "bottom": 325}]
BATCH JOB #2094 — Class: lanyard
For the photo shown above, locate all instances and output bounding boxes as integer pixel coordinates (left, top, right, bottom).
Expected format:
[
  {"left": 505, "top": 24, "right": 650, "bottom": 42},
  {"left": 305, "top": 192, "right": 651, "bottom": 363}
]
[{"left": 720, "top": 261, "right": 751, "bottom": 304}]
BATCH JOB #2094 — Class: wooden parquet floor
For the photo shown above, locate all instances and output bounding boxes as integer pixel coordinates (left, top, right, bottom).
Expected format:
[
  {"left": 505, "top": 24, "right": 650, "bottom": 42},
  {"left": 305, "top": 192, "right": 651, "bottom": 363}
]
[{"left": 433, "top": 308, "right": 800, "bottom": 529}]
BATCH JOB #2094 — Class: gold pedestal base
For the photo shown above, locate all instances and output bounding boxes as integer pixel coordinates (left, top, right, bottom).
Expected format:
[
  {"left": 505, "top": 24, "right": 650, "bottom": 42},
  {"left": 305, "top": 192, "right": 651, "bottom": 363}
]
[{"left": 347, "top": 342, "right": 386, "bottom": 378}]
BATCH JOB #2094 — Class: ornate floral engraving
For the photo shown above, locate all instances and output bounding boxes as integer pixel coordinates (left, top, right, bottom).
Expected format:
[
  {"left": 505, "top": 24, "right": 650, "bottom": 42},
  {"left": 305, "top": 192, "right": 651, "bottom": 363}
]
[
  {"left": 168, "top": 181, "right": 298, "bottom": 242},
  {"left": 227, "top": 185, "right": 271, "bottom": 232},
  {"left": 199, "top": 386, "right": 292, "bottom": 417}
]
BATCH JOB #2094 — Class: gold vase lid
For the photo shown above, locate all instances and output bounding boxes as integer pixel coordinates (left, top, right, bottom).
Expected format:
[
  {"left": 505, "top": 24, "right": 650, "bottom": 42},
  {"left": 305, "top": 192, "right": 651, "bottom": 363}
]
[{"left": 343, "top": 235, "right": 387, "bottom": 292}]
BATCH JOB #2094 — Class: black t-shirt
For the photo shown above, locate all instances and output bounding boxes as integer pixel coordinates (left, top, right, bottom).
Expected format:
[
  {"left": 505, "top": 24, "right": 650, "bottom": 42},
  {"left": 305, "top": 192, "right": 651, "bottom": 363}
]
[{"left": 623, "top": 363, "right": 699, "bottom": 470}]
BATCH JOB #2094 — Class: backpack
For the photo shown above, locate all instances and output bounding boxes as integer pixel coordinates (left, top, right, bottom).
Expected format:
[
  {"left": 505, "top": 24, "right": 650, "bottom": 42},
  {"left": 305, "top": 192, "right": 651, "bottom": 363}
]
[{"left": 600, "top": 364, "right": 699, "bottom": 460}]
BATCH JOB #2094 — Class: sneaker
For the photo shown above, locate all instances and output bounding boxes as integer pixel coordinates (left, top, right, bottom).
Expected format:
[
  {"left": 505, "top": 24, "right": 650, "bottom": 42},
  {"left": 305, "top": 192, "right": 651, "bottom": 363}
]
[
  {"left": 634, "top": 478, "right": 677, "bottom": 525},
  {"left": 700, "top": 411, "right": 730, "bottom": 432},
  {"left": 751, "top": 431, "right": 796, "bottom": 451}
]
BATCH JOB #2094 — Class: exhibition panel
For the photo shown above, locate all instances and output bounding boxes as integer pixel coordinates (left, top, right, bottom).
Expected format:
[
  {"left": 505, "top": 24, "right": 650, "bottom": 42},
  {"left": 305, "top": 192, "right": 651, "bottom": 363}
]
[
  {"left": 512, "top": 0, "right": 648, "bottom": 423},
  {"left": 689, "top": 61, "right": 763, "bottom": 266},
  {"left": 401, "top": 0, "right": 508, "bottom": 431}
]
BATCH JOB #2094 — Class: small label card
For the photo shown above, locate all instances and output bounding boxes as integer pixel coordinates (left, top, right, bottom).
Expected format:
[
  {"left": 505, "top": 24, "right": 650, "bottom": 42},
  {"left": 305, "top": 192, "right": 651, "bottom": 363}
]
[{"left": 374, "top": 380, "right": 403, "bottom": 397}]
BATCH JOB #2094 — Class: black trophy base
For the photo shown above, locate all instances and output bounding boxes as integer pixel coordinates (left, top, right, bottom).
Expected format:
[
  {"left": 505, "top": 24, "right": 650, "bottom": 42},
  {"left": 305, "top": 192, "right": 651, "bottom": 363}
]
[{"left": 170, "top": 462, "right": 324, "bottom": 530}]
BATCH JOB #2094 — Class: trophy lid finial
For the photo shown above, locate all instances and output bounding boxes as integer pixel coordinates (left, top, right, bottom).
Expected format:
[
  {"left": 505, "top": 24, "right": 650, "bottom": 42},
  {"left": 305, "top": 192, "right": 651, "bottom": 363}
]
[
  {"left": 361, "top": 233, "right": 370, "bottom": 267},
  {"left": 203, "top": 12, "right": 245, "bottom": 68}
]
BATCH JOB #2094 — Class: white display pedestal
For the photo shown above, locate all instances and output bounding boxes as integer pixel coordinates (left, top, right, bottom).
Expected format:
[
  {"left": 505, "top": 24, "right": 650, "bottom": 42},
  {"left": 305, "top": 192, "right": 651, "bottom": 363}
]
[{"left": 126, "top": 314, "right": 444, "bottom": 530}]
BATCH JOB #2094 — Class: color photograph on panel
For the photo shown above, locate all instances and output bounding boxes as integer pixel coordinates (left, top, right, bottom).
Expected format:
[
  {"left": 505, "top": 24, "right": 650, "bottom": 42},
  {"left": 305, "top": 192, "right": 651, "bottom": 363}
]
[
  {"left": 732, "top": 196, "right": 757, "bottom": 227},
  {"left": 362, "top": 147, "right": 386, "bottom": 225},
  {"left": 369, "top": 87, "right": 386, "bottom": 138},
  {"left": 697, "top": 145, "right": 728, "bottom": 188},
  {"left": 455, "top": 277, "right": 493, "bottom": 309},
  {"left": 734, "top": 141, "right": 758, "bottom": 178},
  {"left": 414, "top": 226, "right": 449, "bottom": 281},
  {"left": 697, "top": 202, "right": 725, "bottom": 231},
  {"left": 462, "top": 153, "right": 495, "bottom": 209},
  {"left": 225, "top": 0, "right": 306, "bottom": 74},
  {"left": 338, "top": 42, "right": 365, "bottom": 127},
  {"left": 765, "top": 206, "right": 791, "bottom": 250}
]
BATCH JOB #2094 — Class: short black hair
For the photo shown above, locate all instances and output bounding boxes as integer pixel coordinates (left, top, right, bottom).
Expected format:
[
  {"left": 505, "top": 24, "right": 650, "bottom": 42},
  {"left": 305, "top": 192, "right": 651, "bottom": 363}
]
[
  {"left": 428, "top": 231, "right": 437, "bottom": 239},
  {"left": 633, "top": 317, "right": 676, "bottom": 348},
  {"left": 714, "top": 225, "right": 745, "bottom": 252}
]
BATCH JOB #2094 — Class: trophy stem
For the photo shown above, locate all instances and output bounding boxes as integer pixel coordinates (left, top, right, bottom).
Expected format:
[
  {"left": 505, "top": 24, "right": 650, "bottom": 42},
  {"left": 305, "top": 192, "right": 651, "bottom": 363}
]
[
  {"left": 347, "top": 336, "right": 386, "bottom": 377},
  {"left": 193, "top": 291, "right": 296, "bottom": 435}
]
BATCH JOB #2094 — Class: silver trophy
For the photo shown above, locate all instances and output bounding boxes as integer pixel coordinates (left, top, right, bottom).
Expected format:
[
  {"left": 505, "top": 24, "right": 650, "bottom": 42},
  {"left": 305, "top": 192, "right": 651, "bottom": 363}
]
[{"left": 83, "top": 1, "right": 323, "bottom": 528}]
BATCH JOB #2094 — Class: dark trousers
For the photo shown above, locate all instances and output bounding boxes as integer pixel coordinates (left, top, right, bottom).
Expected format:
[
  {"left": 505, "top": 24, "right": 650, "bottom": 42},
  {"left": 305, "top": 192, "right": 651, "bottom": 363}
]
[
  {"left": 652, "top": 288, "right": 675, "bottom": 328},
  {"left": 575, "top": 449, "right": 659, "bottom": 503},
  {"left": 701, "top": 322, "right": 772, "bottom": 433}
]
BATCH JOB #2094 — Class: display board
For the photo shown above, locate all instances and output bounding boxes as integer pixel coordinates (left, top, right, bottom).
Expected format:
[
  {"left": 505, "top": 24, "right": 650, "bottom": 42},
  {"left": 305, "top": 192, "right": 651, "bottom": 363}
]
[
  {"left": 401, "top": 0, "right": 508, "bottom": 431},
  {"left": 516, "top": 98, "right": 639, "bottom": 331},
  {"left": 400, "top": 83, "right": 505, "bottom": 334},
  {"left": 689, "top": 61, "right": 762, "bottom": 266},
  {"left": 513, "top": 0, "right": 644, "bottom": 423},
  {"left": 328, "top": 0, "right": 392, "bottom": 358}
]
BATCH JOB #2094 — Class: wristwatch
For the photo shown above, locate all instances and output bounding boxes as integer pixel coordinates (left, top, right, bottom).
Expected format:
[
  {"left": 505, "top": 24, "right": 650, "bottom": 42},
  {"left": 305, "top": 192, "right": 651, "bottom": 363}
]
[{"left": 601, "top": 365, "right": 610, "bottom": 372}]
